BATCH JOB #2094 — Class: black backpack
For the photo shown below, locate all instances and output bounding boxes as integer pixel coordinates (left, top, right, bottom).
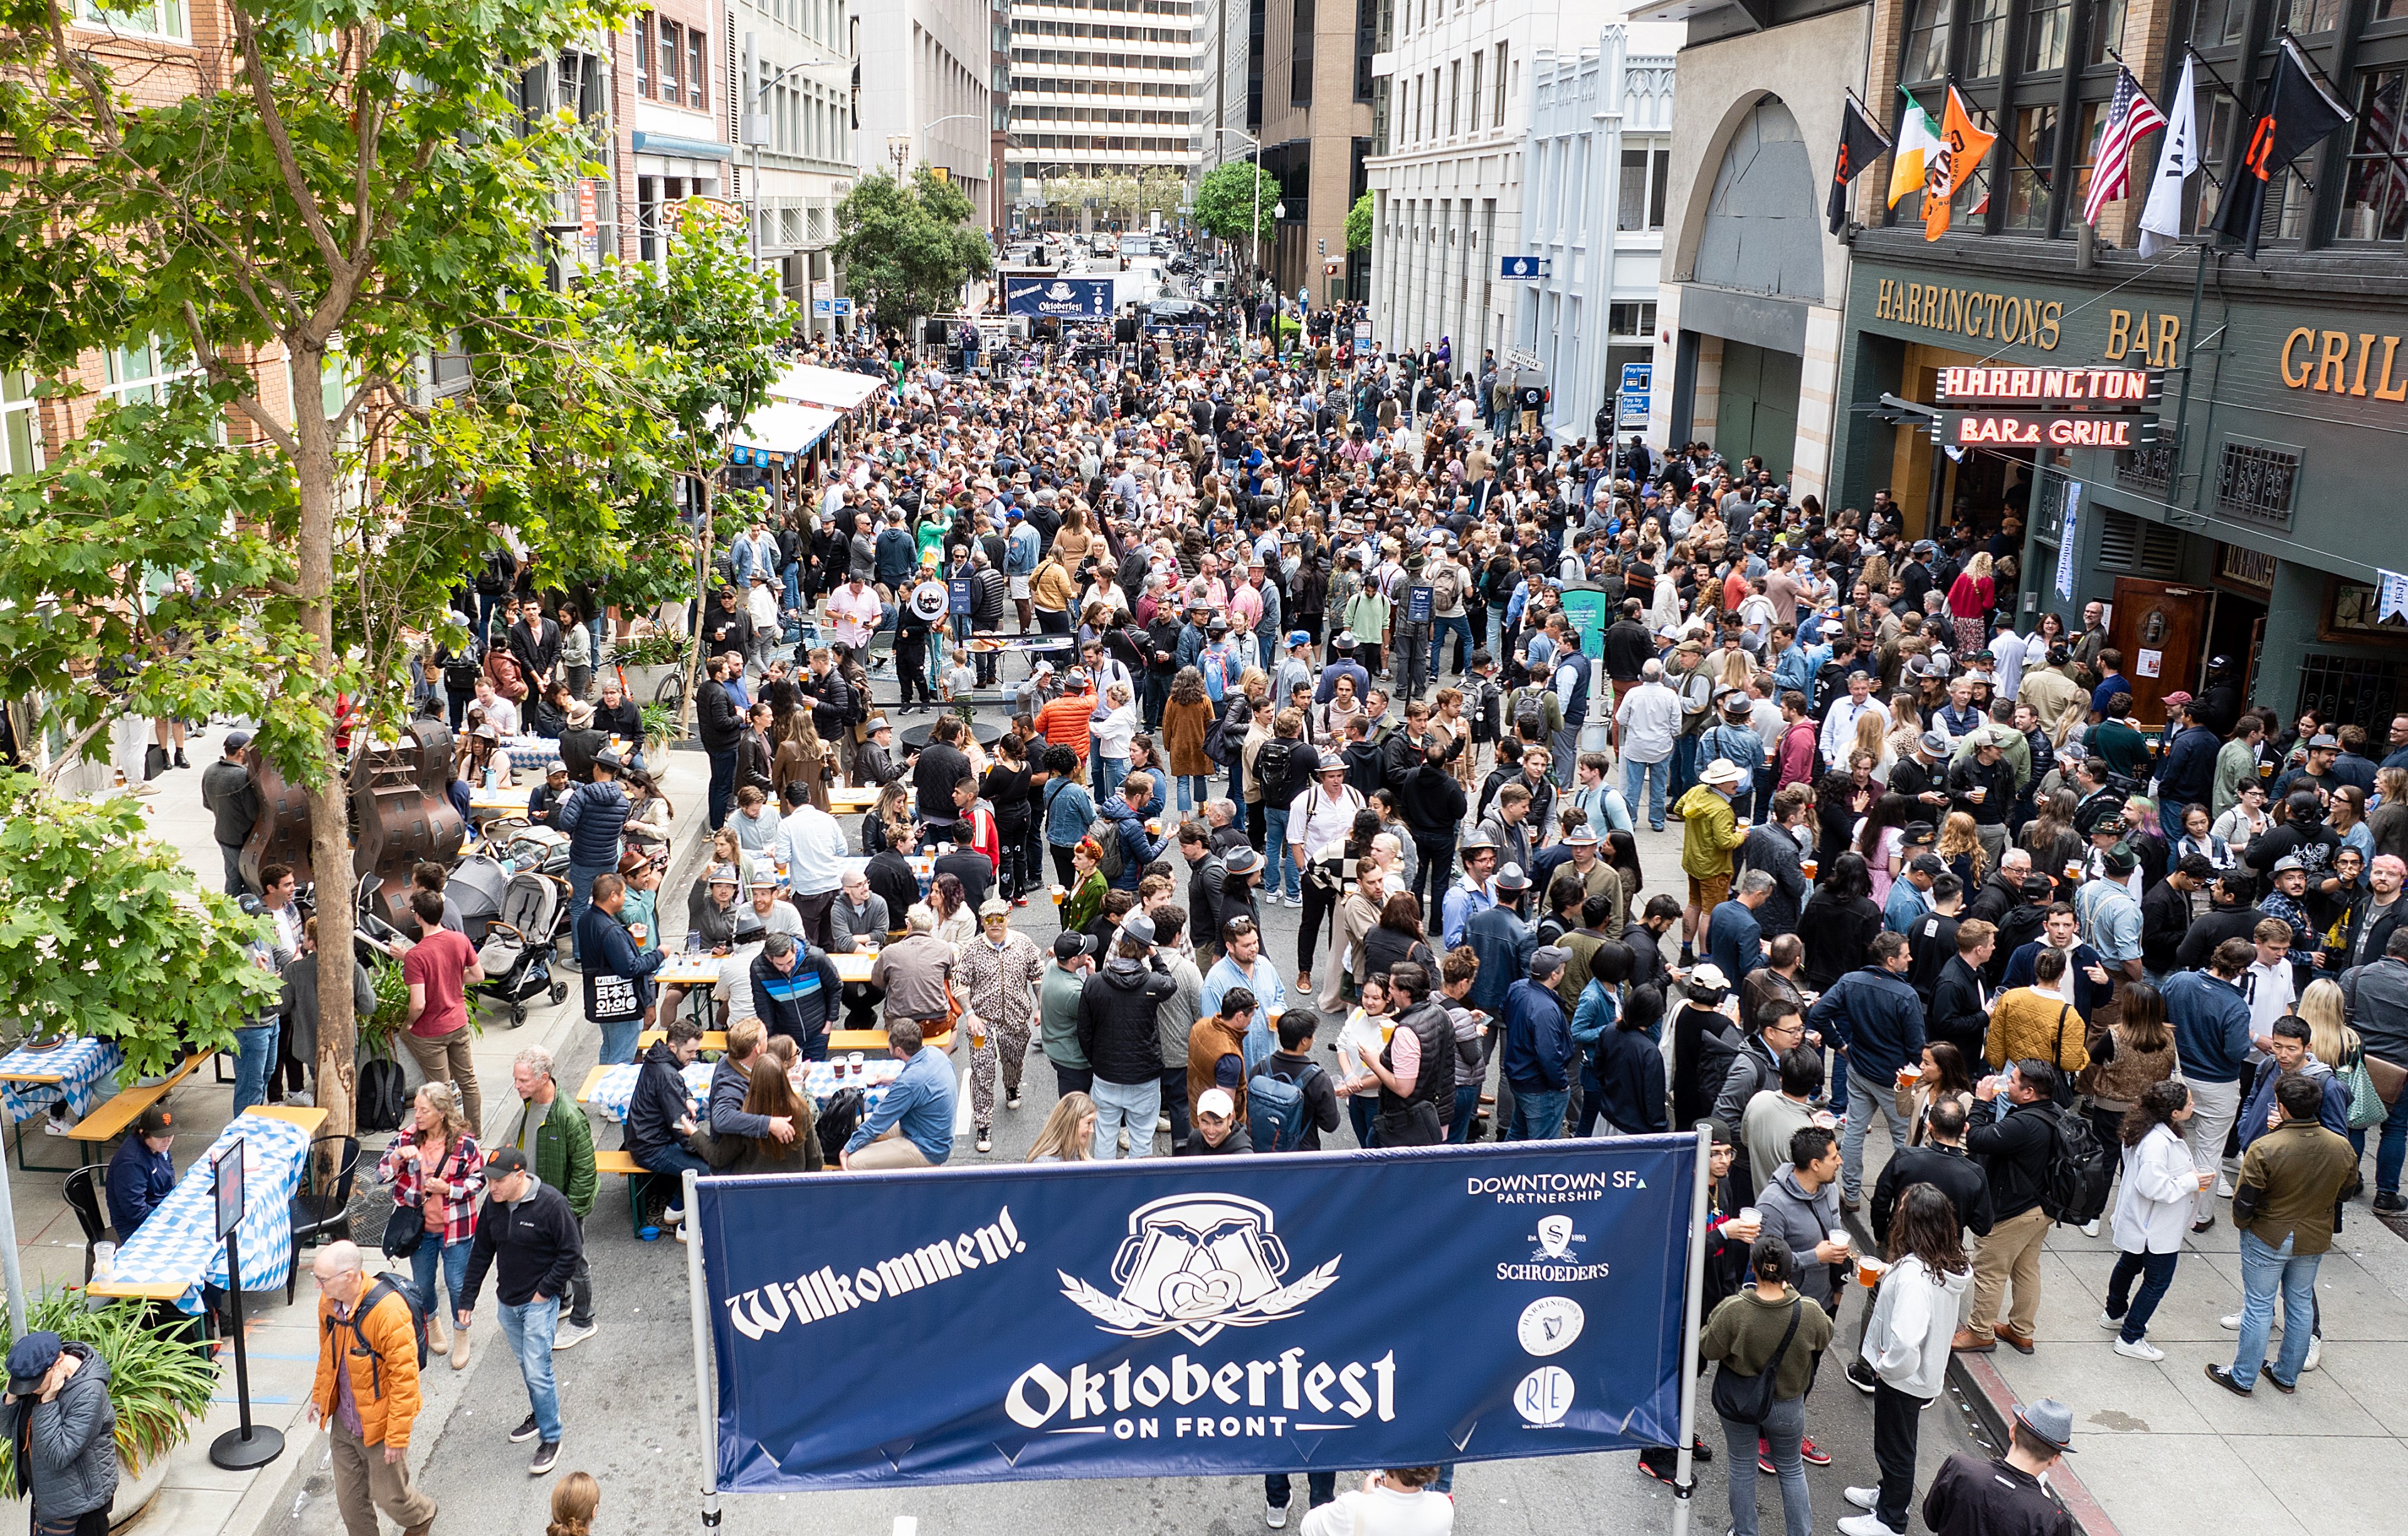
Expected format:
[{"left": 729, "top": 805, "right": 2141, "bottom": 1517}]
[
  {"left": 2040, "top": 1109, "right": 2113, "bottom": 1227},
  {"left": 1254, "top": 737, "right": 1296, "bottom": 806},
  {"left": 327, "top": 1274, "right": 430, "bottom": 1398},
  {"left": 815, "top": 1088, "right": 867, "bottom": 1158},
  {"left": 356, "top": 1056, "right": 408, "bottom": 1133}
]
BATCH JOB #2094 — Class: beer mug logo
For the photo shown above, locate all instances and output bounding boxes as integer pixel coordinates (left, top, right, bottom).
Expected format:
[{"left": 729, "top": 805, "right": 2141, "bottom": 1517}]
[
  {"left": 1059, "top": 1194, "right": 1342, "bottom": 1345},
  {"left": 1532, "top": 1215, "right": 1584, "bottom": 1261}
]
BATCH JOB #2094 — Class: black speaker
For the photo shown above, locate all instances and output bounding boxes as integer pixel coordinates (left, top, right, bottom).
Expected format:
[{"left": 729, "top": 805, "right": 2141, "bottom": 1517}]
[
  {"left": 925, "top": 318, "right": 948, "bottom": 346},
  {"left": 1114, "top": 315, "right": 1138, "bottom": 344}
]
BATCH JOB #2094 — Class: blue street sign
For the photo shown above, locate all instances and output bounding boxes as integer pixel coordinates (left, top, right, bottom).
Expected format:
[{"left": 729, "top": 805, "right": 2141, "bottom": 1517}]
[
  {"left": 1620, "top": 363, "right": 1652, "bottom": 393},
  {"left": 1497, "top": 255, "right": 1549, "bottom": 281},
  {"left": 1620, "top": 393, "right": 1650, "bottom": 420},
  {"left": 813, "top": 297, "right": 854, "bottom": 317}
]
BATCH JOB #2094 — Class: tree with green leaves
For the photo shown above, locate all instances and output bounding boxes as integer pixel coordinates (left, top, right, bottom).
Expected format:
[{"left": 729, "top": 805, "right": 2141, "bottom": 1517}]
[
  {"left": 1348, "top": 192, "right": 1375, "bottom": 253},
  {"left": 833, "top": 168, "right": 993, "bottom": 328},
  {"left": 0, "top": 0, "right": 754, "bottom": 1136},
  {"left": 1193, "top": 161, "right": 1283, "bottom": 244}
]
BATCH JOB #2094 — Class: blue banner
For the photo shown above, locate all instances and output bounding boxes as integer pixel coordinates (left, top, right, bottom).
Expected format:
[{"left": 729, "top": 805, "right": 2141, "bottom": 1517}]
[
  {"left": 1006, "top": 276, "right": 1116, "bottom": 320},
  {"left": 696, "top": 1138, "right": 1698, "bottom": 1491}
]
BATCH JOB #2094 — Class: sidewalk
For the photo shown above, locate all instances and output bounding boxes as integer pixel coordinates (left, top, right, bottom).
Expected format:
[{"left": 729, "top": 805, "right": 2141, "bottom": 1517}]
[
  {"left": 1, "top": 724, "right": 712, "bottom": 1536},
  {"left": 1846, "top": 1032, "right": 2408, "bottom": 1536}
]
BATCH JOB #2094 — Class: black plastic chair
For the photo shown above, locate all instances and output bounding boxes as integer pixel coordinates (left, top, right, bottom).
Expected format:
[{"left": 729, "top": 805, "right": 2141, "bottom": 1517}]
[
  {"left": 61, "top": 1165, "right": 110, "bottom": 1282},
  {"left": 286, "top": 1135, "right": 362, "bottom": 1301}
]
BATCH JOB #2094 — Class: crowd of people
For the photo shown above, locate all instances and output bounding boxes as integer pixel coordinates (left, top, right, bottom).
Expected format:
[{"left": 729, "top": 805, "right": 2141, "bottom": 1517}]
[{"left": 119, "top": 261, "right": 2406, "bottom": 1536}]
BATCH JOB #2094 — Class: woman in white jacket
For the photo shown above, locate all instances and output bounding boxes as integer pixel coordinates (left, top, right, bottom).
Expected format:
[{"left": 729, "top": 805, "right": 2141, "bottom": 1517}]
[
  {"left": 2099, "top": 1079, "right": 2204, "bottom": 1361},
  {"left": 1842, "top": 1185, "right": 1973, "bottom": 1536}
]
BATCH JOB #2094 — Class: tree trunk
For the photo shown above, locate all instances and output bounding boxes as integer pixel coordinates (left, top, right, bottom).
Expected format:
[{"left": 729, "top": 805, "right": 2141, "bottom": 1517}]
[
  {"left": 290, "top": 342, "right": 359, "bottom": 1141},
  {"left": 677, "top": 472, "right": 715, "bottom": 739}
]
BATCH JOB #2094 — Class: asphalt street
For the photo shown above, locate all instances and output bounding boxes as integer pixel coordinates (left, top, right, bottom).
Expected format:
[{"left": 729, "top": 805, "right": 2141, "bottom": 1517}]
[{"left": 266, "top": 687, "right": 1988, "bottom": 1536}]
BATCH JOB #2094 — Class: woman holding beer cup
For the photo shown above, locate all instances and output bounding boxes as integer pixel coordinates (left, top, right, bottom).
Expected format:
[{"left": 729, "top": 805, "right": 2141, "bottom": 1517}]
[{"left": 1845, "top": 1185, "right": 1972, "bottom": 1536}]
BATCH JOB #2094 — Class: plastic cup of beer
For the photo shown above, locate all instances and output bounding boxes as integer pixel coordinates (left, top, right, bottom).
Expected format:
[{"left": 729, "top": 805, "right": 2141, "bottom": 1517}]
[
  {"left": 1050, "top": 885, "right": 1067, "bottom": 904},
  {"left": 1736, "top": 1207, "right": 1761, "bottom": 1230},
  {"left": 1857, "top": 1254, "right": 1891, "bottom": 1290},
  {"left": 1802, "top": 857, "right": 1819, "bottom": 880},
  {"left": 847, "top": 1051, "right": 866, "bottom": 1080},
  {"left": 628, "top": 923, "right": 647, "bottom": 945},
  {"left": 1829, "top": 1226, "right": 1852, "bottom": 1257},
  {"left": 1896, "top": 1062, "right": 1923, "bottom": 1091},
  {"left": 1970, "top": 785, "right": 1987, "bottom": 803},
  {"left": 2065, "top": 858, "right": 2084, "bottom": 881}
]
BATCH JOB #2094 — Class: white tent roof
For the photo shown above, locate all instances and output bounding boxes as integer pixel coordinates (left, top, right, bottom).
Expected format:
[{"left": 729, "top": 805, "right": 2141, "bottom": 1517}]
[
  {"left": 727, "top": 400, "right": 840, "bottom": 458},
  {"left": 767, "top": 363, "right": 883, "bottom": 411}
]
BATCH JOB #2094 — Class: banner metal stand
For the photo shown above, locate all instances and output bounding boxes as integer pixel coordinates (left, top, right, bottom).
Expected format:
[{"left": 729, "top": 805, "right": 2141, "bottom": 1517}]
[
  {"left": 1667, "top": 1121, "right": 1714, "bottom": 1536},
  {"left": 685, "top": 1170, "right": 722, "bottom": 1530}
]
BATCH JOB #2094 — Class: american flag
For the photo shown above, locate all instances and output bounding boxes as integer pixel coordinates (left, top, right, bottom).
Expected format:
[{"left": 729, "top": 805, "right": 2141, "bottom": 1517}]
[{"left": 2083, "top": 66, "right": 2168, "bottom": 228}]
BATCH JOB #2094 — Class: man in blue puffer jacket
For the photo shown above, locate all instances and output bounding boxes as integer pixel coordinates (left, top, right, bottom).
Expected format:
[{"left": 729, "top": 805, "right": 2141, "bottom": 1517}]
[
  {"left": 1097, "top": 774, "right": 1172, "bottom": 891},
  {"left": 1808, "top": 930, "right": 1926, "bottom": 1209},
  {"left": 557, "top": 753, "right": 631, "bottom": 963}
]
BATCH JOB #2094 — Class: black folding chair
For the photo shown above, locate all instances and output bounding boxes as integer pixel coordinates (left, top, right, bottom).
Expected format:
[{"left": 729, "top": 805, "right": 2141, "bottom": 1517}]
[
  {"left": 285, "top": 1134, "right": 362, "bottom": 1301},
  {"left": 61, "top": 1165, "right": 111, "bottom": 1282}
]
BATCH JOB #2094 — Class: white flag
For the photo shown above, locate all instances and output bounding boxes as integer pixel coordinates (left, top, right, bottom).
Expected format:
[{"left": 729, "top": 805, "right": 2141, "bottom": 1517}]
[{"left": 2138, "top": 55, "right": 2200, "bottom": 257}]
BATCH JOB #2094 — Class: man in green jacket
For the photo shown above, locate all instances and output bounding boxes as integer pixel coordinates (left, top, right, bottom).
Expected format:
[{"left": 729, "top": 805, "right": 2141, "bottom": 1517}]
[
  {"left": 509, "top": 1046, "right": 599, "bottom": 1349},
  {"left": 1673, "top": 757, "right": 1748, "bottom": 965}
]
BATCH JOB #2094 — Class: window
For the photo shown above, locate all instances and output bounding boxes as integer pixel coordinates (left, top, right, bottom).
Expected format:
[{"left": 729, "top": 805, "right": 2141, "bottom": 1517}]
[
  {"left": 1619, "top": 147, "right": 1671, "bottom": 231},
  {"left": 2342, "top": 68, "right": 2408, "bottom": 241},
  {"left": 2023, "top": 0, "right": 2070, "bottom": 74},
  {"left": 72, "top": 0, "right": 185, "bottom": 40},
  {"left": 659, "top": 18, "right": 682, "bottom": 104},
  {"left": 1492, "top": 43, "right": 1507, "bottom": 127},
  {"left": 1965, "top": 0, "right": 2009, "bottom": 79},
  {"left": 2216, "top": 439, "right": 2301, "bottom": 528},
  {"left": 1292, "top": 0, "right": 1314, "bottom": 107},
  {"left": 102, "top": 336, "right": 195, "bottom": 408},
  {"left": 1608, "top": 300, "right": 1657, "bottom": 336},
  {"left": 2005, "top": 106, "right": 2059, "bottom": 232},
  {"left": 689, "top": 28, "right": 705, "bottom": 110},
  {"left": 2284, "top": 0, "right": 2343, "bottom": 33},
  {"left": 635, "top": 11, "right": 652, "bottom": 97},
  {"left": 1469, "top": 50, "right": 1483, "bottom": 132},
  {"left": 1903, "top": 0, "right": 1949, "bottom": 83},
  {"left": 1449, "top": 59, "right": 1460, "bottom": 136},
  {"left": 2086, "top": 0, "right": 2128, "bottom": 65},
  {"left": 1, "top": 373, "right": 41, "bottom": 477}
]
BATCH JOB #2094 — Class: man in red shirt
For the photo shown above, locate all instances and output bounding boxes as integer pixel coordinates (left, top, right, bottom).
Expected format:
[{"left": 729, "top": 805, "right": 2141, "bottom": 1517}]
[{"left": 401, "top": 889, "right": 485, "bottom": 1127}]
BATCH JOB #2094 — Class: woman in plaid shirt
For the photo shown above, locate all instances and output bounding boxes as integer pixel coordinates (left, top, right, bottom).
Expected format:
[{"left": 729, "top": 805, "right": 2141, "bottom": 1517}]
[
  {"left": 376, "top": 1082, "right": 487, "bottom": 1369},
  {"left": 955, "top": 898, "right": 1047, "bottom": 1154}
]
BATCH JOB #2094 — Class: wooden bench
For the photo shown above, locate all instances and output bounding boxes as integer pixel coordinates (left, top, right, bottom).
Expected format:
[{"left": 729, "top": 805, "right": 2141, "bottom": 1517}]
[
  {"left": 592, "top": 1149, "right": 656, "bottom": 1234},
  {"left": 66, "top": 1051, "right": 216, "bottom": 1169}
]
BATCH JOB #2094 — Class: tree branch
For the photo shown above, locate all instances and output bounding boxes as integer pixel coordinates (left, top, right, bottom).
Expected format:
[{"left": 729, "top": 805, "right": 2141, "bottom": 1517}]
[{"left": 229, "top": 4, "right": 347, "bottom": 295}]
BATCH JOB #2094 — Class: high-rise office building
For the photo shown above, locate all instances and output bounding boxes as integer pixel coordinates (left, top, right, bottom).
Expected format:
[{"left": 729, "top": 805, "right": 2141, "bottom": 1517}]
[
  {"left": 1004, "top": 0, "right": 1203, "bottom": 222},
  {"left": 855, "top": 0, "right": 996, "bottom": 216}
]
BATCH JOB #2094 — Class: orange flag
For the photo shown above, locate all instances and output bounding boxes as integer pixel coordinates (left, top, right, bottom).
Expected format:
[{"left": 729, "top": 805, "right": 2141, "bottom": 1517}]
[{"left": 1925, "top": 86, "right": 1999, "bottom": 241}]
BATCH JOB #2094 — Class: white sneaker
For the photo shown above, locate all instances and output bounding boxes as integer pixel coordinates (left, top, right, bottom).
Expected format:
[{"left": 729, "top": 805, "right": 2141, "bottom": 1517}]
[
  {"left": 1837, "top": 1515, "right": 1905, "bottom": 1536},
  {"left": 2113, "top": 1337, "right": 2165, "bottom": 1362},
  {"left": 1156, "top": 1115, "right": 1171, "bottom": 1133},
  {"left": 1266, "top": 1502, "right": 1289, "bottom": 1529},
  {"left": 2217, "top": 1177, "right": 2235, "bottom": 1199},
  {"left": 2098, "top": 1310, "right": 2123, "bottom": 1331},
  {"left": 675, "top": 1224, "right": 690, "bottom": 1244},
  {"left": 41, "top": 1117, "right": 70, "bottom": 1138},
  {"left": 1118, "top": 1129, "right": 1131, "bottom": 1151},
  {"left": 2081, "top": 1219, "right": 2101, "bottom": 1238},
  {"left": 662, "top": 1205, "right": 687, "bottom": 1225},
  {"left": 1843, "top": 1487, "right": 1880, "bottom": 1512},
  {"left": 2219, "top": 1312, "right": 2242, "bottom": 1330},
  {"left": 2303, "top": 1336, "right": 2322, "bottom": 1372},
  {"left": 552, "top": 1321, "right": 598, "bottom": 1352}
]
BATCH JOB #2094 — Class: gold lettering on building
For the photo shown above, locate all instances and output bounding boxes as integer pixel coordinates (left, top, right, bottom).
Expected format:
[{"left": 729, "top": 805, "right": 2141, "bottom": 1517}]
[
  {"left": 2104, "top": 309, "right": 2182, "bottom": 367},
  {"left": 1875, "top": 278, "right": 2064, "bottom": 351},
  {"left": 2279, "top": 326, "right": 2408, "bottom": 399}
]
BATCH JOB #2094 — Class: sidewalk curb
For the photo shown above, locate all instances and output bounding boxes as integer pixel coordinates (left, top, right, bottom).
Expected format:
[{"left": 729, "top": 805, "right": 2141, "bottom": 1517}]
[
  {"left": 194, "top": 791, "right": 717, "bottom": 1536},
  {"left": 1943, "top": 1350, "right": 2123, "bottom": 1536}
]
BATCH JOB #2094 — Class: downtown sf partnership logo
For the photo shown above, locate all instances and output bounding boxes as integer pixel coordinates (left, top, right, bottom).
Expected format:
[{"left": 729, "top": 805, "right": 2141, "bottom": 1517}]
[{"left": 721, "top": 1189, "right": 1617, "bottom": 1448}]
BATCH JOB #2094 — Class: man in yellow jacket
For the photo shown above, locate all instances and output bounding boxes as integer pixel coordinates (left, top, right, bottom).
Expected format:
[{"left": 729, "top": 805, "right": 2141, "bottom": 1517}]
[
  {"left": 1674, "top": 756, "right": 1750, "bottom": 965},
  {"left": 308, "top": 1241, "right": 436, "bottom": 1536}
]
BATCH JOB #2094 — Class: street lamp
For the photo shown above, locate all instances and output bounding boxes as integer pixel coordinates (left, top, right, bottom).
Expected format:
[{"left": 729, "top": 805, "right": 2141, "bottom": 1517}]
[{"left": 1213, "top": 126, "right": 1265, "bottom": 346}]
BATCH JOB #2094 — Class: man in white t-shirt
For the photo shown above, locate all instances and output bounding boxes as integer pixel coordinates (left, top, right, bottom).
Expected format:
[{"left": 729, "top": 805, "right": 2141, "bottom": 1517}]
[
  {"left": 714, "top": 878, "right": 805, "bottom": 1026},
  {"left": 826, "top": 573, "right": 884, "bottom": 653},
  {"left": 1296, "top": 1468, "right": 1455, "bottom": 1536},
  {"left": 1286, "top": 760, "right": 1366, "bottom": 992}
]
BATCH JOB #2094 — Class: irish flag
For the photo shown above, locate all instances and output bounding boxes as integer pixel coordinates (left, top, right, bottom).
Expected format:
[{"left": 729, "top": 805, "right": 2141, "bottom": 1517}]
[{"left": 1887, "top": 92, "right": 1943, "bottom": 209}]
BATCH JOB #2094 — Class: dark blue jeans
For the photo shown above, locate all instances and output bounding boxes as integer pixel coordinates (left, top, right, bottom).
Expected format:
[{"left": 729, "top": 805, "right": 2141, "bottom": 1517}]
[
  {"left": 1448, "top": 1083, "right": 1482, "bottom": 1142},
  {"left": 2104, "top": 1249, "right": 2180, "bottom": 1343},
  {"left": 707, "top": 749, "right": 737, "bottom": 829},
  {"left": 1265, "top": 1471, "right": 1336, "bottom": 1510},
  {"left": 2373, "top": 1089, "right": 2408, "bottom": 1195}
]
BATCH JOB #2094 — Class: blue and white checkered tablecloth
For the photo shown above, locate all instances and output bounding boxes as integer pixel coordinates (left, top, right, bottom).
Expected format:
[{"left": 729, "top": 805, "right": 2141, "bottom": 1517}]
[
  {"left": 107, "top": 1114, "right": 312, "bottom": 1314},
  {"left": 505, "top": 734, "right": 561, "bottom": 774},
  {"left": 587, "top": 1059, "right": 712, "bottom": 1124},
  {"left": 802, "top": 1059, "right": 898, "bottom": 1112},
  {"left": 0, "top": 1038, "right": 124, "bottom": 1125}
]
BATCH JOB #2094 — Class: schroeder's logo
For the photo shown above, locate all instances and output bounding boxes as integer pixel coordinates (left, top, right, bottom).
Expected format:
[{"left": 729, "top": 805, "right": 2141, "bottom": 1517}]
[
  {"left": 1533, "top": 1215, "right": 1585, "bottom": 1261},
  {"left": 1060, "top": 1194, "right": 1340, "bottom": 1344}
]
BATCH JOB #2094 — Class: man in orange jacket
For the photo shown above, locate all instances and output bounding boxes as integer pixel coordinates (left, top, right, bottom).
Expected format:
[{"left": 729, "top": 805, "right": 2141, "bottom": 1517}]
[{"left": 308, "top": 1241, "right": 436, "bottom": 1536}]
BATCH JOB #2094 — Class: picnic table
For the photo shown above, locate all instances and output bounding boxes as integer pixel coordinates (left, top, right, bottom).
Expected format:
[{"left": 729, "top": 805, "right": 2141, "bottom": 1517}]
[
  {"left": 0, "top": 1037, "right": 125, "bottom": 1128},
  {"left": 579, "top": 1058, "right": 710, "bottom": 1123},
  {"left": 826, "top": 786, "right": 884, "bottom": 813},
  {"left": 85, "top": 1108, "right": 320, "bottom": 1310}
]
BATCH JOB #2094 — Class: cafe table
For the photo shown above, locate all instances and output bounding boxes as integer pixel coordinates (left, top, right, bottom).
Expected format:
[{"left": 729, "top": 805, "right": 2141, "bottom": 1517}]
[{"left": 84, "top": 1108, "right": 319, "bottom": 1310}]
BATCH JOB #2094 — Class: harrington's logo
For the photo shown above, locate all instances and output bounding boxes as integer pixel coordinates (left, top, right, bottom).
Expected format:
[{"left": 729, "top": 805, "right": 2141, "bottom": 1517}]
[{"left": 1060, "top": 1194, "right": 1340, "bottom": 1345}]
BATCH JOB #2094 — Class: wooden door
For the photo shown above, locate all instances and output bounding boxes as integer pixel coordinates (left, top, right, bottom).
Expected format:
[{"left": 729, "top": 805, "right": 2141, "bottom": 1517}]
[{"left": 2108, "top": 577, "right": 2210, "bottom": 730}]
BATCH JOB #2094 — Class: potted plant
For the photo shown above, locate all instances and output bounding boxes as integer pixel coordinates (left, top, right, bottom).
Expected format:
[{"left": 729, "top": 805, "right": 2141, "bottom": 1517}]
[
  {"left": 0, "top": 1291, "right": 216, "bottom": 1527},
  {"left": 608, "top": 628, "right": 691, "bottom": 708}
]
